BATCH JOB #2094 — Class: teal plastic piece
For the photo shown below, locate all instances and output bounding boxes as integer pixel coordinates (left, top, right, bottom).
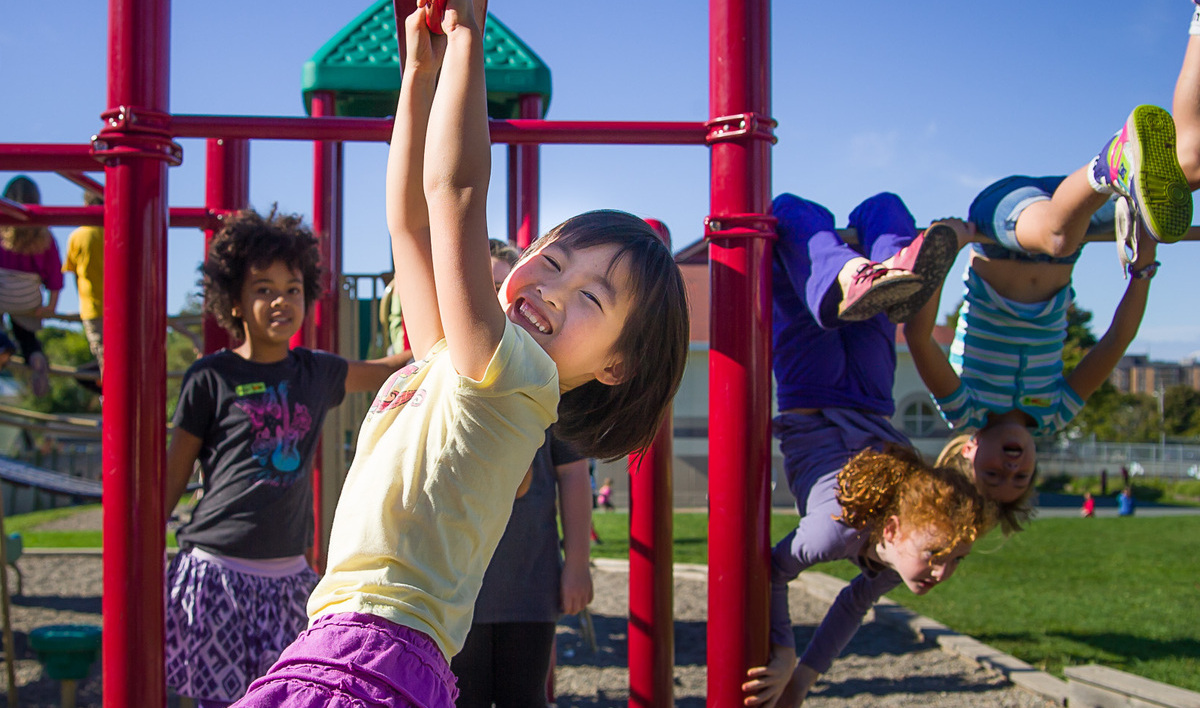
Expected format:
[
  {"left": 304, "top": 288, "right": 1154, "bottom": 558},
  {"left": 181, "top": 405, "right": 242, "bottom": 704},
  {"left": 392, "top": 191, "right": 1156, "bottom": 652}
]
[
  {"left": 4, "top": 532, "right": 21, "bottom": 565},
  {"left": 302, "top": 0, "right": 551, "bottom": 119},
  {"left": 29, "top": 625, "right": 102, "bottom": 681}
]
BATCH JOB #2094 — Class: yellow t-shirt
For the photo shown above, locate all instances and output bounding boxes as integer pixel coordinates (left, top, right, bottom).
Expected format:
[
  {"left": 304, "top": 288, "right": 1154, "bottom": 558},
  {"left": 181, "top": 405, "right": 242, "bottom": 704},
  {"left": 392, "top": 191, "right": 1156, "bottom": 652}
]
[
  {"left": 308, "top": 320, "right": 559, "bottom": 658},
  {"left": 62, "top": 226, "right": 104, "bottom": 321}
]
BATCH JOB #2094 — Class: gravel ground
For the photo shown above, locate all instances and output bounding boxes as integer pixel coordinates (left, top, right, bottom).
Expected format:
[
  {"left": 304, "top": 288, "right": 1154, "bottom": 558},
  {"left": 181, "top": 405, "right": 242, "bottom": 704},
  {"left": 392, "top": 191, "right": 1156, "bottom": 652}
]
[{"left": 1, "top": 550, "right": 1052, "bottom": 707}]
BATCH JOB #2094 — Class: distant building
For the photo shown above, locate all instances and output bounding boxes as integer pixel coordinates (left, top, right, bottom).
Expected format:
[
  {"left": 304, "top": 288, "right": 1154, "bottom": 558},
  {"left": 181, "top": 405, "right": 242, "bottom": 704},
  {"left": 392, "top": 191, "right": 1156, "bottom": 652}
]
[{"left": 1110, "top": 354, "right": 1200, "bottom": 395}]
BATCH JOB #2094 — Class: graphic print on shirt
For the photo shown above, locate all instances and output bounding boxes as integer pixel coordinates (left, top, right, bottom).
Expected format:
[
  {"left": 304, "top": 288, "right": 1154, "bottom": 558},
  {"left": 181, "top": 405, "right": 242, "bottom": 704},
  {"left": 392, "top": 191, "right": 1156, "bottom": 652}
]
[
  {"left": 367, "top": 362, "right": 422, "bottom": 419},
  {"left": 234, "top": 381, "right": 314, "bottom": 486}
]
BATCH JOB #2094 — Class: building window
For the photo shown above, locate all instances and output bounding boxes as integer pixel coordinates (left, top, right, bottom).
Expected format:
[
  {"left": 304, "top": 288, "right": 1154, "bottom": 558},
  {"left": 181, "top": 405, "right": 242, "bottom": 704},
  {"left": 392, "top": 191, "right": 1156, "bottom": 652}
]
[{"left": 899, "top": 396, "right": 941, "bottom": 438}]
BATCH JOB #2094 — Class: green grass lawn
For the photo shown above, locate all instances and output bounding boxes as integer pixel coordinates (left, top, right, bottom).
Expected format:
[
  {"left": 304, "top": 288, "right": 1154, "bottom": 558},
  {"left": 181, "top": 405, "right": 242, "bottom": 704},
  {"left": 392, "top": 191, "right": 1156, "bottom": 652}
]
[
  {"left": 592, "top": 511, "right": 1200, "bottom": 692},
  {"left": 3, "top": 503, "right": 176, "bottom": 548}
]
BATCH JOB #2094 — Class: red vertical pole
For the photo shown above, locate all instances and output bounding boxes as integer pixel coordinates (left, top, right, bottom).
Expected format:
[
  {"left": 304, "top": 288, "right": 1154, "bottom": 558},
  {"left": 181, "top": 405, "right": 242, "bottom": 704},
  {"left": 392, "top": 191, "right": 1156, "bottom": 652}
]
[
  {"left": 706, "top": 0, "right": 774, "bottom": 705},
  {"left": 302, "top": 90, "right": 343, "bottom": 571},
  {"left": 514, "top": 94, "right": 542, "bottom": 249},
  {"left": 203, "top": 138, "right": 248, "bottom": 353},
  {"left": 98, "top": 0, "right": 177, "bottom": 706},
  {"left": 627, "top": 219, "right": 675, "bottom": 708},
  {"left": 507, "top": 145, "right": 519, "bottom": 245}
]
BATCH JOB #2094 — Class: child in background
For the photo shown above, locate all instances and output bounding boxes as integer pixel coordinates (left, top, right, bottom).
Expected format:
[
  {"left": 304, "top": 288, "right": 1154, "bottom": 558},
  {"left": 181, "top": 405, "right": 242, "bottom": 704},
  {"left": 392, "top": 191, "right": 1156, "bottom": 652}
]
[
  {"left": 62, "top": 190, "right": 105, "bottom": 369},
  {"left": 0, "top": 175, "right": 63, "bottom": 397},
  {"left": 451, "top": 429, "right": 594, "bottom": 708},
  {"left": 907, "top": 104, "right": 1188, "bottom": 521},
  {"left": 164, "top": 209, "right": 410, "bottom": 708},
  {"left": 744, "top": 447, "right": 988, "bottom": 707},
  {"left": 742, "top": 192, "right": 974, "bottom": 708},
  {"left": 450, "top": 237, "right": 594, "bottom": 707},
  {"left": 1081, "top": 491, "right": 1096, "bottom": 518},
  {"left": 596, "top": 477, "right": 615, "bottom": 511},
  {"left": 233, "top": 0, "right": 689, "bottom": 705}
]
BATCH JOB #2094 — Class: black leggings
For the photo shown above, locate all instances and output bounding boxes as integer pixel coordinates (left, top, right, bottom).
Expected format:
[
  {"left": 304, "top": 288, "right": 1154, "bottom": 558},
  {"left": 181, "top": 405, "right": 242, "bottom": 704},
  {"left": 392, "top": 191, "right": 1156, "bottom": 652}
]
[
  {"left": 8, "top": 317, "right": 42, "bottom": 359},
  {"left": 450, "top": 621, "right": 556, "bottom": 708}
]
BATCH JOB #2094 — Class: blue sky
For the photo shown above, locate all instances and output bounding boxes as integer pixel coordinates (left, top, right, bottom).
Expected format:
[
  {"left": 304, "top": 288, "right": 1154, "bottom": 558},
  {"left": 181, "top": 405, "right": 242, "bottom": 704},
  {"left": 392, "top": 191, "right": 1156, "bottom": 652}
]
[{"left": 3, "top": 1, "right": 1199, "bottom": 360}]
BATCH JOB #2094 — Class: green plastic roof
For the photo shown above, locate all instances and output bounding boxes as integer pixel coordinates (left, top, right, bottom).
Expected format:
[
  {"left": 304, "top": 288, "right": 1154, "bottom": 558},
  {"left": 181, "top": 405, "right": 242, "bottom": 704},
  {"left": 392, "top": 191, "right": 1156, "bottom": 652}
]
[{"left": 302, "top": 0, "right": 551, "bottom": 119}]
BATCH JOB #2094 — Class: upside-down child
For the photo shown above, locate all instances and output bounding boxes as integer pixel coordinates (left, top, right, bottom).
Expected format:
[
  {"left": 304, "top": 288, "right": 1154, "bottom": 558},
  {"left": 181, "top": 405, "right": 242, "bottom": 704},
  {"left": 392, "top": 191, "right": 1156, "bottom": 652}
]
[
  {"left": 745, "top": 446, "right": 988, "bottom": 707},
  {"left": 742, "top": 192, "right": 987, "bottom": 707},
  {"left": 164, "top": 209, "right": 412, "bottom": 708},
  {"left": 232, "top": 0, "right": 689, "bottom": 705},
  {"left": 906, "top": 101, "right": 1190, "bottom": 517}
]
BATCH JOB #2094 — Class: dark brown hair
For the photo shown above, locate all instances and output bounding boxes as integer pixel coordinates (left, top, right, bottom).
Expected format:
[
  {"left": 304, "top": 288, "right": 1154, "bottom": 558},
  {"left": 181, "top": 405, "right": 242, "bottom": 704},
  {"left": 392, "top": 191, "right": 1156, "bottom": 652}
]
[
  {"left": 526, "top": 210, "right": 690, "bottom": 461},
  {"left": 201, "top": 207, "right": 323, "bottom": 337},
  {"left": 488, "top": 238, "right": 520, "bottom": 267},
  {"left": 837, "top": 445, "right": 990, "bottom": 556}
]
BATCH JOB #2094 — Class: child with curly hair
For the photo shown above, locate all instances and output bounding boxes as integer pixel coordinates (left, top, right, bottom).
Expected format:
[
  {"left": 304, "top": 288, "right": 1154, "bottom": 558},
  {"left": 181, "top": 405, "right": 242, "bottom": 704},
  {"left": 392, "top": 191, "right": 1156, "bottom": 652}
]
[
  {"left": 743, "top": 447, "right": 989, "bottom": 707},
  {"left": 164, "top": 208, "right": 410, "bottom": 708}
]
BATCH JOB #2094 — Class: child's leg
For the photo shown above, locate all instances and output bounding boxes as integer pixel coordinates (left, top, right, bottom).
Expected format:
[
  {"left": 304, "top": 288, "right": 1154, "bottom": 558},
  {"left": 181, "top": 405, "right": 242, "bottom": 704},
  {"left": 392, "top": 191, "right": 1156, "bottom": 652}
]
[
  {"left": 849, "top": 192, "right": 959, "bottom": 324},
  {"left": 968, "top": 174, "right": 1107, "bottom": 264},
  {"left": 1011, "top": 168, "right": 1112, "bottom": 257},
  {"left": 449, "top": 623, "right": 494, "bottom": 708},
  {"left": 1087, "top": 105, "right": 1192, "bottom": 243},
  {"left": 846, "top": 192, "right": 915, "bottom": 262},
  {"left": 772, "top": 193, "right": 916, "bottom": 328},
  {"left": 1175, "top": 9, "right": 1200, "bottom": 189},
  {"left": 490, "top": 622, "right": 556, "bottom": 707}
]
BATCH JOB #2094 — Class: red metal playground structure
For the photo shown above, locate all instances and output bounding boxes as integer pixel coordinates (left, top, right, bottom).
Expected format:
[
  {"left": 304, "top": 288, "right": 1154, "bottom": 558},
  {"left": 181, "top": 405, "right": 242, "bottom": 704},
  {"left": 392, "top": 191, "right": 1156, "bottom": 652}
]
[{"left": 0, "top": 0, "right": 778, "bottom": 705}]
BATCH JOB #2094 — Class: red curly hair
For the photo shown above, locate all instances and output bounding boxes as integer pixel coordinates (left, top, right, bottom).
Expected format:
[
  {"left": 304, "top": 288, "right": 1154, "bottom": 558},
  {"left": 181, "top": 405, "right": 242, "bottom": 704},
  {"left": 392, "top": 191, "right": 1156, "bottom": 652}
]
[{"left": 836, "top": 445, "right": 990, "bottom": 560}]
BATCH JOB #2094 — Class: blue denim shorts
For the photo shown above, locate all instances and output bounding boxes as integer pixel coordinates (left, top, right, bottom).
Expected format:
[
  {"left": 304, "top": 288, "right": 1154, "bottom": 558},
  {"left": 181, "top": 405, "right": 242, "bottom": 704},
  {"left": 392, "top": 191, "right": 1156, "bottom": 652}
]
[{"left": 967, "top": 175, "right": 1115, "bottom": 266}]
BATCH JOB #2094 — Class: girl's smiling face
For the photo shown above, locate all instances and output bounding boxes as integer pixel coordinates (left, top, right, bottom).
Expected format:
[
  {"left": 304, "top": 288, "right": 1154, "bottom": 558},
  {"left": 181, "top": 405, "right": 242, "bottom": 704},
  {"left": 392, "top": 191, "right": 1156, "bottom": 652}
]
[
  {"left": 876, "top": 517, "right": 972, "bottom": 595},
  {"left": 965, "top": 422, "right": 1037, "bottom": 504},
  {"left": 233, "top": 261, "right": 306, "bottom": 350},
  {"left": 499, "top": 241, "right": 634, "bottom": 392}
]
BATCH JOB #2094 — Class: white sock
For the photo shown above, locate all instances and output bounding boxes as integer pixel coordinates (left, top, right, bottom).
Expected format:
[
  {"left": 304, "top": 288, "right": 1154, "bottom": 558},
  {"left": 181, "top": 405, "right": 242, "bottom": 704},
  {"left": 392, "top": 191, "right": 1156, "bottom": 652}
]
[{"left": 1190, "top": 5, "right": 1200, "bottom": 36}]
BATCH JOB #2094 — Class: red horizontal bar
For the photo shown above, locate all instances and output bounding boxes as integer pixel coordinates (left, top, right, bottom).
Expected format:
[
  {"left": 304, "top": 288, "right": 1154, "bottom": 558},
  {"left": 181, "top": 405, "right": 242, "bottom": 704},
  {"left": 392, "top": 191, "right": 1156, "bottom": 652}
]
[
  {"left": 0, "top": 205, "right": 217, "bottom": 229},
  {"left": 0, "top": 197, "right": 30, "bottom": 221},
  {"left": 496, "top": 119, "right": 708, "bottom": 145},
  {"left": 0, "top": 144, "right": 100, "bottom": 171},
  {"left": 57, "top": 171, "right": 106, "bottom": 197},
  {"left": 170, "top": 114, "right": 708, "bottom": 145}
]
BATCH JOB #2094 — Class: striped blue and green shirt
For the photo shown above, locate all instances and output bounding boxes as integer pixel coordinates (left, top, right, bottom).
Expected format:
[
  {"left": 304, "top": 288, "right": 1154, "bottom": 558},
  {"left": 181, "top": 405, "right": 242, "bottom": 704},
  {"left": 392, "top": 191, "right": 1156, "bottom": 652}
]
[{"left": 934, "top": 267, "right": 1085, "bottom": 435}]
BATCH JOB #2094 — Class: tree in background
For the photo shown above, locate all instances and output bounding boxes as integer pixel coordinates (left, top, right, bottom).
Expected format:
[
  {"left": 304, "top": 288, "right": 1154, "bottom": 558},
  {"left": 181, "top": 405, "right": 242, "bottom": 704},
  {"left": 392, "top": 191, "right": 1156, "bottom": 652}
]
[{"left": 1060, "top": 304, "right": 1199, "bottom": 443}]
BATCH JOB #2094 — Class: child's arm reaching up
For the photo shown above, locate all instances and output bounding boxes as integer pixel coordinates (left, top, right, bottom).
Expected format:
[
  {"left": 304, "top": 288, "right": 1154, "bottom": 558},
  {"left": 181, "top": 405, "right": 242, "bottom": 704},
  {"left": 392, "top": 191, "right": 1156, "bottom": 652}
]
[
  {"left": 385, "top": 5, "right": 447, "bottom": 361},
  {"left": 903, "top": 221, "right": 970, "bottom": 400},
  {"left": 1065, "top": 230, "right": 1158, "bottom": 402},
  {"left": 422, "top": 0, "right": 506, "bottom": 381}
]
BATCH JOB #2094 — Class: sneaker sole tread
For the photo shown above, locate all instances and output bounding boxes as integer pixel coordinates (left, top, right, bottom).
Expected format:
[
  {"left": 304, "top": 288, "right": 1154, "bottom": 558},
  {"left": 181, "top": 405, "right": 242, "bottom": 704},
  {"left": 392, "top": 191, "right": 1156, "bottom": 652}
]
[
  {"left": 1129, "top": 105, "right": 1192, "bottom": 243},
  {"left": 887, "top": 225, "right": 959, "bottom": 323},
  {"left": 838, "top": 276, "right": 923, "bottom": 322}
]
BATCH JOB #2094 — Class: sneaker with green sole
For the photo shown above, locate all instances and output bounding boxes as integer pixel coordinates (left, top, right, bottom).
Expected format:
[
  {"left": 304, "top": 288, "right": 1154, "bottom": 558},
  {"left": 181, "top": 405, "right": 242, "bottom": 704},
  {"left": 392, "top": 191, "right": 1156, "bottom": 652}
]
[{"left": 1090, "top": 104, "right": 1192, "bottom": 243}]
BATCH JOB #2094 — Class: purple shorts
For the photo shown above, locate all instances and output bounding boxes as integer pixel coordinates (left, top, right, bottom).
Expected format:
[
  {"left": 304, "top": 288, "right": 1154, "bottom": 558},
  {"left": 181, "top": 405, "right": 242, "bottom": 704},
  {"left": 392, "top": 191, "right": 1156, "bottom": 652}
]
[{"left": 232, "top": 612, "right": 458, "bottom": 708}]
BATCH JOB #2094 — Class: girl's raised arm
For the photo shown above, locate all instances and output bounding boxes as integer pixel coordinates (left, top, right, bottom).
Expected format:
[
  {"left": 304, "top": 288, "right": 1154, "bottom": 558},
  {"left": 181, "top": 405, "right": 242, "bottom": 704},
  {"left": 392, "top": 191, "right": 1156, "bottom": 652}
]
[
  {"left": 385, "top": 5, "right": 446, "bottom": 361},
  {"left": 902, "top": 269, "right": 962, "bottom": 400},
  {"left": 1066, "top": 235, "right": 1157, "bottom": 401},
  {"left": 423, "top": 0, "right": 506, "bottom": 381}
]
